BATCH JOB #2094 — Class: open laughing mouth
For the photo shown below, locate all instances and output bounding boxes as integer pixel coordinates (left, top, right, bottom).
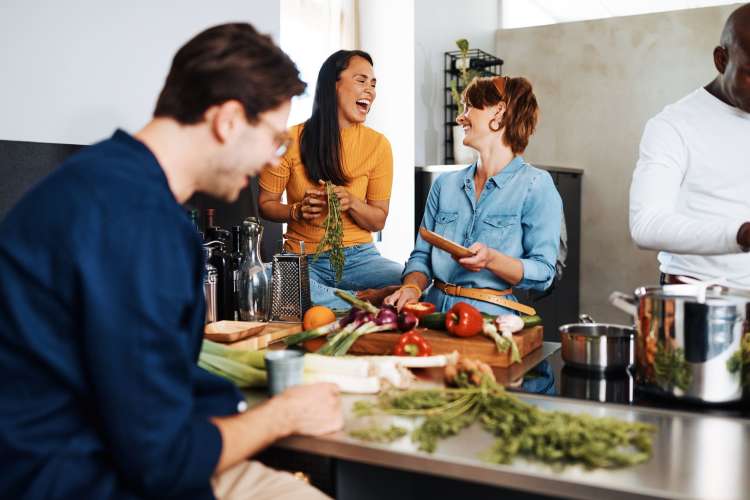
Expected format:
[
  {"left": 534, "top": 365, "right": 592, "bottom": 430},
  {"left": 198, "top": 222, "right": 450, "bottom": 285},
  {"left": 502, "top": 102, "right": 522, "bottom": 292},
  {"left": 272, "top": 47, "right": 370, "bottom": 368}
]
[{"left": 356, "top": 98, "right": 371, "bottom": 113}]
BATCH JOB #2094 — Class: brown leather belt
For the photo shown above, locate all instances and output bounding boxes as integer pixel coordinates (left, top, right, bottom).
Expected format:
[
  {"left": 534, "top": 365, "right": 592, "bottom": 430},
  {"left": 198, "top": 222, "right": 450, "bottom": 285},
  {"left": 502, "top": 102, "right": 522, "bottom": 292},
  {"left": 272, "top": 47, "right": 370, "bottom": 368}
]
[{"left": 434, "top": 280, "right": 537, "bottom": 316}]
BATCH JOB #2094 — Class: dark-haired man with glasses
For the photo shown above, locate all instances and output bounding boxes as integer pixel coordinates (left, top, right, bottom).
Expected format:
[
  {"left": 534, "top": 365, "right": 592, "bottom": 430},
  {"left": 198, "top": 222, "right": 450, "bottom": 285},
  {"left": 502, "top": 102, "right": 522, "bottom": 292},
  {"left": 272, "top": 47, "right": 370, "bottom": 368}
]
[{"left": 0, "top": 23, "right": 339, "bottom": 499}]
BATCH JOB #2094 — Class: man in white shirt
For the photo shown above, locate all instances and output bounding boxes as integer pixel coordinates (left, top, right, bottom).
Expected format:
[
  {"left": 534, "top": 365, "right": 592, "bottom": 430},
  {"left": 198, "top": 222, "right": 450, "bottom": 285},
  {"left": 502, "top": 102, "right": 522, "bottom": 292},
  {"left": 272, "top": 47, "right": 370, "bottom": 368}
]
[{"left": 630, "top": 3, "right": 750, "bottom": 287}]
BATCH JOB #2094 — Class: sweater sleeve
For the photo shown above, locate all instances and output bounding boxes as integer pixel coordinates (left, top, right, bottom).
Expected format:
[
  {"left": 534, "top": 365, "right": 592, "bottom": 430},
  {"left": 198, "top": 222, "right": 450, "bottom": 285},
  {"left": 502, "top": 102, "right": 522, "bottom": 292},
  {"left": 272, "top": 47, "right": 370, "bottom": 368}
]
[
  {"left": 258, "top": 152, "right": 291, "bottom": 194},
  {"left": 366, "top": 135, "right": 393, "bottom": 201},
  {"left": 629, "top": 117, "right": 745, "bottom": 255},
  {"left": 78, "top": 210, "right": 224, "bottom": 497}
]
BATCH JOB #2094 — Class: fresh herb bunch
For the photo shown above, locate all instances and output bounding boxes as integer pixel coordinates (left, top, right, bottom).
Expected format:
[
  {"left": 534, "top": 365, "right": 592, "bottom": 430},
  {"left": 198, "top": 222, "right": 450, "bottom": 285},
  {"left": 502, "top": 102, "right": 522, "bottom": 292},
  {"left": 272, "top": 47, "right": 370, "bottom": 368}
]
[
  {"left": 349, "top": 425, "right": 407, "bottom": 443},
  {"left": 727, "top": 333, "right": 750, "bottom": 387},
  {"left": 313, "top": 181, "right": 345, "bottom": 282},
  {"left": 654, "top": 342, "right": 692, "bottom": 391},
  {"left": 350, "top": 379, "right": 655, "bottom": 469}
]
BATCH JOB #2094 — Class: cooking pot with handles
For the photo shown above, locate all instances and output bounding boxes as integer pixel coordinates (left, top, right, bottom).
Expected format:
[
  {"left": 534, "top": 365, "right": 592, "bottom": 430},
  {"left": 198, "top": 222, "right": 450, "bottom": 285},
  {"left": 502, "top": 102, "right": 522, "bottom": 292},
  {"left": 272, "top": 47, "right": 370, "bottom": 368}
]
[{"left": 609, "top": 284, "right": 749, "bottom": 404}]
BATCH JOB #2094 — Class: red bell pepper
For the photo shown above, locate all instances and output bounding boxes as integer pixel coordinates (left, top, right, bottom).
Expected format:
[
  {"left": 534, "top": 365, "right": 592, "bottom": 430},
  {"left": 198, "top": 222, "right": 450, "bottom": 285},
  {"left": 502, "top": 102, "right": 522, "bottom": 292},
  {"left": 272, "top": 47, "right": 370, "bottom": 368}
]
[
  {"left": 445, "top": 302, "right": 483, "bottom": 338},
  {"left": 393, "top": 330, "right": 432, "bottom": 356},
  {"left": 403, "top": 302, "right": 436, "bottom": 320}
]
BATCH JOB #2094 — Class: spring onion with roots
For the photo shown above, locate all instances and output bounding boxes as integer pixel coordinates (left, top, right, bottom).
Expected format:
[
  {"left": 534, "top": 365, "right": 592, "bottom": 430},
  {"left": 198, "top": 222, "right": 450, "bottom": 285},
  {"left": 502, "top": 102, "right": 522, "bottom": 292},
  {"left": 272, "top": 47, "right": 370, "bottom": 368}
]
[{"left": 482, "top": 315, "right": 523, "bottom": 364}]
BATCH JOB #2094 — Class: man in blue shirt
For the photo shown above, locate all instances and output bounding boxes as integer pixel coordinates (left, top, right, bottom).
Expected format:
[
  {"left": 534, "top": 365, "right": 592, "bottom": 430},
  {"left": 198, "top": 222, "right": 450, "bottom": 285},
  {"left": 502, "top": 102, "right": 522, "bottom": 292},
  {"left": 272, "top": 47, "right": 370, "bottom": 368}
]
[{"left": 0, "top": 23, "right": 341, "bottom": 499}]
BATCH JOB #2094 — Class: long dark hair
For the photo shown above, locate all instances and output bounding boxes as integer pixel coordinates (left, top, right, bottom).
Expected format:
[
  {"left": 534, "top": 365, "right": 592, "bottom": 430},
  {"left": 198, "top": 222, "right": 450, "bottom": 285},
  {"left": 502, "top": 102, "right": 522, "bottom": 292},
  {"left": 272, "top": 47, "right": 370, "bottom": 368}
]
[{"left": 299, "top": 50, "right": 373, "bottom": 185}]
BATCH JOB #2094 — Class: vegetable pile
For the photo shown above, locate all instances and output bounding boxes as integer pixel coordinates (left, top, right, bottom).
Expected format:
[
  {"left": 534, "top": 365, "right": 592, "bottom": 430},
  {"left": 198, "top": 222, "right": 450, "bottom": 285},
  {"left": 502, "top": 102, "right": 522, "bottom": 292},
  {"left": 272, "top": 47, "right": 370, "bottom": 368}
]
[
  {"left": 350, "top": 376, "right": 656, "bottom": 469},
  {"left": 285, "top": 291, "right": 419, "bottom": 356},
  {"left": 441, "top": 303, "right": 526, "bottom": 363},
  {"left": 287, "top": 294, "right": 538, "bottom": 364},
  {"left": 199, "top": 338, "right": 457, "bottom": 394}
]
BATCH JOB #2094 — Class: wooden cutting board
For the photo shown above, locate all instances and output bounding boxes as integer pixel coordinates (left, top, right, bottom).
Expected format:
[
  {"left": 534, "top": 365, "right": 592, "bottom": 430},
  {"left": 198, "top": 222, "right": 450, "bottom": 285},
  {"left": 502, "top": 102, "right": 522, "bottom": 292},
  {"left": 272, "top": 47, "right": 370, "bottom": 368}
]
[
  {"left": 305, "top": 326, "right": 543, "bottom": 367},
  {"left": 224, "top": 322, "right": 303, "bottom": 351},
  {"left": 204, "top": 321, "right": 267, "bottom": 343}
]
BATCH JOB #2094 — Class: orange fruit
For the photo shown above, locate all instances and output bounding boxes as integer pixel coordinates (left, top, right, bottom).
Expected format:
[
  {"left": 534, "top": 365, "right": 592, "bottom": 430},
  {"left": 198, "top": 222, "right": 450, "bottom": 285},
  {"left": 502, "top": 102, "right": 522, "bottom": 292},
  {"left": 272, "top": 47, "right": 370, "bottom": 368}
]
[{"left": 303, "top": 305, "right": 336, "bottom": 331}]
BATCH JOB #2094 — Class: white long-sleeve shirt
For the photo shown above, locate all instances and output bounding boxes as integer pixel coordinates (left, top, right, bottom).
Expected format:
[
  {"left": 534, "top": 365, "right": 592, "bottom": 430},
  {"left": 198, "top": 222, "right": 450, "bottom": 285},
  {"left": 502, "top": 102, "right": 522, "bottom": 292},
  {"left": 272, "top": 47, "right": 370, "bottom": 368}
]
[{"left": 629, "top": 88, "right": 750, "bottom": 287}]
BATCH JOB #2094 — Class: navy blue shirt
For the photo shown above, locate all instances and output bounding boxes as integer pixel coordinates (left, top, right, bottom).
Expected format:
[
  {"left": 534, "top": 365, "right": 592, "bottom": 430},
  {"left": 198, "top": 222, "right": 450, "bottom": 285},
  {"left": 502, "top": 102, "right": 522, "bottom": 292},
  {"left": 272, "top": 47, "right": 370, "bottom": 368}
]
[{"left": 0, "top": 131, "right": 243, "bottom": 499}]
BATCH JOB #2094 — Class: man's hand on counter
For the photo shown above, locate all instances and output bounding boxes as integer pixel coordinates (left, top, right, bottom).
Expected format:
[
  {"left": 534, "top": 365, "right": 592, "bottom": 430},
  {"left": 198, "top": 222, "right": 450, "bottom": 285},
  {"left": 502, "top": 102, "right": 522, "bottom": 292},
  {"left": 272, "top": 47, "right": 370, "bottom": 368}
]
[
  {"left": 274, "top": 382, "right": 344, "bottom": 437},
  {"left": 210, "top": 383, "right": 342, "bottom": 475}
]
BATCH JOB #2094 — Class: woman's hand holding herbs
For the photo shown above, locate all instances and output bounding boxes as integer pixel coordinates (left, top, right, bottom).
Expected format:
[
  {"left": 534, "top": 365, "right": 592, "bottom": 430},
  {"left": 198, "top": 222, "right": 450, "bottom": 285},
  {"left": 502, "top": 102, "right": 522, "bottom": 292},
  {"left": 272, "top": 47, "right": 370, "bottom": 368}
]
[
  {"left": 328, "top": 183, "right": 357, "bottom": 212},
  {"left": 300, "top": 186, "right": 326, "bottom": 220}
]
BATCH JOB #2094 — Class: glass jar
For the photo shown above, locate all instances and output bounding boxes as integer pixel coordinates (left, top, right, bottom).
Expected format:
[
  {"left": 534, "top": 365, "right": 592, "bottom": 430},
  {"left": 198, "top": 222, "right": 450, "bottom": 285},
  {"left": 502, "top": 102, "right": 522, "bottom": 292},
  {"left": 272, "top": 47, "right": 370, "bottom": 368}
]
[{"left": 237, "top": 217, "right": 270, "bottom": 322}]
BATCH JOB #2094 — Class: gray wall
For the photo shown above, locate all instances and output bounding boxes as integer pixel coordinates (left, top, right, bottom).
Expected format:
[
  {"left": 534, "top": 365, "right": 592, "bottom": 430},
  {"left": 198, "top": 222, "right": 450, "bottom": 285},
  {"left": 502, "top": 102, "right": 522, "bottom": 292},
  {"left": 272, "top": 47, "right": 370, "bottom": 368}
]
[
  {"left": 415, "top": 0, "right": 500, "bottom": 166},
  {"left": 0, "top": 0, "right": 280, "bottom": 145},
  {"left": 495, "top": 4, "right": 740, "bottom": 322}
]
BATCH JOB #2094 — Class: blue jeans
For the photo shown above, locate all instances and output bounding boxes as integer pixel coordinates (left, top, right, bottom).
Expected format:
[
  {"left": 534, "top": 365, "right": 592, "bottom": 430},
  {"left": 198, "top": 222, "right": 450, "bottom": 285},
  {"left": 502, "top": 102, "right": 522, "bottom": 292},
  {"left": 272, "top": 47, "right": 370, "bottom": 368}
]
[{"left": 308, "top": 243, "right": 403, "bottom": 309}]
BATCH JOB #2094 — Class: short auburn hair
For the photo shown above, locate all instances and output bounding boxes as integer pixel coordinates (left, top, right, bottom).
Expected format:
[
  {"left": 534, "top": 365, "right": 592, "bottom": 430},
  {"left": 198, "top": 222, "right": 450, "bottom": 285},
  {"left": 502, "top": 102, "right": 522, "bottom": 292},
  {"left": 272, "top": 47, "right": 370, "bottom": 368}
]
[
  {"left": 154, "top": 23, "right": 305, "bottom": 124},
  {"left": 463, "top": 76, "right": 539, "bottom": 154}
]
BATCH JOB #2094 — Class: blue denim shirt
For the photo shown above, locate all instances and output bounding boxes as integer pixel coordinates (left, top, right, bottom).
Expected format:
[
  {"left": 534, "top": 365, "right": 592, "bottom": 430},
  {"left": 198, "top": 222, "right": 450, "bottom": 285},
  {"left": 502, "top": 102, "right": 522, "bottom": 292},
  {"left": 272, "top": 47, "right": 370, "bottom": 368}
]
[{"left": 404, "top": 156, "right": 562, "bottom": 315}]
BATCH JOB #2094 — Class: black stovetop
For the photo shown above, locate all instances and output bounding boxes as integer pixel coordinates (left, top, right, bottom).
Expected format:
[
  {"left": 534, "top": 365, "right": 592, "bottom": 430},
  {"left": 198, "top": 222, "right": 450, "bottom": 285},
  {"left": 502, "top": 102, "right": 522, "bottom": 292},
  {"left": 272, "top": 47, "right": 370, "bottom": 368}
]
[{"left": 510, "top": 351, "right": 750, "bottom": 419}]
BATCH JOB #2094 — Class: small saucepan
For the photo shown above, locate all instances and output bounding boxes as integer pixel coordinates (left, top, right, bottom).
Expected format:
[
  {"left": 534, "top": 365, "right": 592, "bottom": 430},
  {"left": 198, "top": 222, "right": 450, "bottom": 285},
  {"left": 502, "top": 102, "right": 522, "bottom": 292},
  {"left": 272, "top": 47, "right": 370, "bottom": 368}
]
[{"left": 559, "top": 315, "right": 635, "bottom": 372}]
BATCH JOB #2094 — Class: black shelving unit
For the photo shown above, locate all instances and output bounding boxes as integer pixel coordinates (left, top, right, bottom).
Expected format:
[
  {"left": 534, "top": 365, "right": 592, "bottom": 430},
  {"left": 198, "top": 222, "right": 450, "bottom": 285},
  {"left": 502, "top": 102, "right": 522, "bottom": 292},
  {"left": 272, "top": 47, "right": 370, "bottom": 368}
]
[{"left": 444, "top": 49, "right": 503, "bottom": 163}]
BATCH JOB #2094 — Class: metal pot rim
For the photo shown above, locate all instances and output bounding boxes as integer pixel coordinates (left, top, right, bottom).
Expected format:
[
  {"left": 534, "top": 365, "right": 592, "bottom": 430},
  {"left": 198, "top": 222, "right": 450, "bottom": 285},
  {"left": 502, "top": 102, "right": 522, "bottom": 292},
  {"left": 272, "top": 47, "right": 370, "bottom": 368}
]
[
  {"left": 559, "top": 323, "right": 634, "bottom": 338},
  {"left": 634, "top": 284, "right": 750, "bottom": 302}
]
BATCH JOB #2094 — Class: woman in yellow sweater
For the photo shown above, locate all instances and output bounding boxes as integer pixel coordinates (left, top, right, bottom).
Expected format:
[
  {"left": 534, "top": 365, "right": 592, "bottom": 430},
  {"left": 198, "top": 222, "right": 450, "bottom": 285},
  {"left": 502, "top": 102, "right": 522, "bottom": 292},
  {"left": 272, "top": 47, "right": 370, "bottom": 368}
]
[{"left": 258, "top": 50, "right": 402, "bottom": 307}]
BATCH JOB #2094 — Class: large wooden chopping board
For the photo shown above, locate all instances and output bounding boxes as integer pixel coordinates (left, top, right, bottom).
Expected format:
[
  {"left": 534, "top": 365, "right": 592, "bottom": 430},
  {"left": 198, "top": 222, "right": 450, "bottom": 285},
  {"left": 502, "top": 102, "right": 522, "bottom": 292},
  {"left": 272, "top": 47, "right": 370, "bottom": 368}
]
[{"left": 306, "top": 326, "right": 543, "bottom": 367}]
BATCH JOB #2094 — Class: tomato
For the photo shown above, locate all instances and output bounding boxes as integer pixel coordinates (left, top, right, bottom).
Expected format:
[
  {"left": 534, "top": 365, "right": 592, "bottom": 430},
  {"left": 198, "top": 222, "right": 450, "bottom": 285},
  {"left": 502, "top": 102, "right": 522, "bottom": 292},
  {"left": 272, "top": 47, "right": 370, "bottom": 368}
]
[
  {"left": 403, "top": 302, "right": 436, "bottom": 319},
  {"left": 445, "top": 302, "right": 483, "bottom": 338}
]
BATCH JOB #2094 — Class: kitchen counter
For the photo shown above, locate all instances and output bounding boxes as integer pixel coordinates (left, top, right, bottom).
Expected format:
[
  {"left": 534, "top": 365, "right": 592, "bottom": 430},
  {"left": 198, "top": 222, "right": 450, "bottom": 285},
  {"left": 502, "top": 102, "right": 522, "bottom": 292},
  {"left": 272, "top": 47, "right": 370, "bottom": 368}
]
[{"left": 247, "top": 375, "right": 750, "bottom": 500}]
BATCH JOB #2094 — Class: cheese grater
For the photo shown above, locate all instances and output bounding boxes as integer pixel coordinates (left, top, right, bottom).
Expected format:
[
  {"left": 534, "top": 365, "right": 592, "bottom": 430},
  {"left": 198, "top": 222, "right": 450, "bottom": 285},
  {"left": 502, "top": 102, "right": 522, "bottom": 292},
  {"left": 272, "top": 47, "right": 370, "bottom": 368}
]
[{"left": 270, "top": 241, "right": 312, "bottom": 322}]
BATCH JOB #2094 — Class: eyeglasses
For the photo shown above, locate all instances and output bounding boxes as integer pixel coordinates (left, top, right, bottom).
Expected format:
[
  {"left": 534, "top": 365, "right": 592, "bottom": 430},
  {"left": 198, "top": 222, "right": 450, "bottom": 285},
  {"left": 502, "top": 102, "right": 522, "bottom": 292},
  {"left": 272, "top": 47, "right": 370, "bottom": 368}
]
[{"left": 257, "top": 116, "right": 292, "bottom": 157}]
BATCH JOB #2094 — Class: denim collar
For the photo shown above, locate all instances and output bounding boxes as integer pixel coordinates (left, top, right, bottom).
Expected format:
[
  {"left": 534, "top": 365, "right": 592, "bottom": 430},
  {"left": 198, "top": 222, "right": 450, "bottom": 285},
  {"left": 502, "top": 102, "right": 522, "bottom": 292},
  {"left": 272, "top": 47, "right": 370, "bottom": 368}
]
[{"left": 462, "top": 155, "right": 526, "bottom": 191}]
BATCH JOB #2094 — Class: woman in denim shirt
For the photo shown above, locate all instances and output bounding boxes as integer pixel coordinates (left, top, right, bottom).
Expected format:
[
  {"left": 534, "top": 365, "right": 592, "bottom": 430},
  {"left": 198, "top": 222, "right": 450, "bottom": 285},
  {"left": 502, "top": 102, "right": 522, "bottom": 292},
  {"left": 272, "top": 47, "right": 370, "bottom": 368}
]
[{"left": 385, "top": 76, "right": 562, "bottom": 315}]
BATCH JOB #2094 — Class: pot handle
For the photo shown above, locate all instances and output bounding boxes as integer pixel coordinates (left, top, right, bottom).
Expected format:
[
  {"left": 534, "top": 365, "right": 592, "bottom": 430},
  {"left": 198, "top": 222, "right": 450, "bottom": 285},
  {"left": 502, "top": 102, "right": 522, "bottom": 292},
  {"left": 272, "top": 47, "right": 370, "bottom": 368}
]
[
  {"left": 609, "top": 291, "right": 637, "bottom": 317},
  {"left": 578, "top": 314, "right": 595, "bottom": 324}
]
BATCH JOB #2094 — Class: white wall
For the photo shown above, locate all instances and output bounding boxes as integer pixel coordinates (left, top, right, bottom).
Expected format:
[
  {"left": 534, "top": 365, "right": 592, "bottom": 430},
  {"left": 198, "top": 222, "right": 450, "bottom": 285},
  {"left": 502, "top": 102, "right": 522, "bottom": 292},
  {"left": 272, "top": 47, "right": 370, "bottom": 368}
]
[
  {"left": 359, "top": 0, "right": 416, "bottom": 264},
  {"left": 0, "top": 0, "right": 280, "bottom": 145},
  {"left": 496, "top": 4, "right": 739, "bottom": 322},
  {"left": 415, "top": 0, "right": 500, "bottom": 166}
]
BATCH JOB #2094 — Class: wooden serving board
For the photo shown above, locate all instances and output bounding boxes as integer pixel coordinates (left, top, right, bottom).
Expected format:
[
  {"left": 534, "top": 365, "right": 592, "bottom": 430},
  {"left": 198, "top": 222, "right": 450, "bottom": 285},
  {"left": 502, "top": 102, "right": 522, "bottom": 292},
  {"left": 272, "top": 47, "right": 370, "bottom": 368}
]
[
  {"left": 305, "top": 326, "right": 544, "bottom": 367},
  {"left": 224, "top": 322, "right": 303, "bottom": 351},
  {"left": 204, "top": 321, "right": 267, "bottom": 343}
]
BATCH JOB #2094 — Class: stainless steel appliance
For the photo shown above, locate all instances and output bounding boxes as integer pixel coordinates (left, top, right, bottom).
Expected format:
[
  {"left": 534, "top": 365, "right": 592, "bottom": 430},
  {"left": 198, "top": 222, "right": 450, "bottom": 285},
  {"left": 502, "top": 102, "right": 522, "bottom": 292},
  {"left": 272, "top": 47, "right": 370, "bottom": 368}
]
[
  {"left": 559, "top": 314, "right": 634, "bottom": 371},
  {"left": 610, "top": 284, "right": 749, "bottom": 403}
]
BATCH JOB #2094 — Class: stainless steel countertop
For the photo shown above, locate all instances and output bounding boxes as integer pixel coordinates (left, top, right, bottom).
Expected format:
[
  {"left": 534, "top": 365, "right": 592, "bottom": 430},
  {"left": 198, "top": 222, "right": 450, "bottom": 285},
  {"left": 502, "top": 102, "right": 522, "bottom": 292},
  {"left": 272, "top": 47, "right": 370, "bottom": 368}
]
[{"left": 249, "top": 386, "right": 750, "bottom": 500}]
